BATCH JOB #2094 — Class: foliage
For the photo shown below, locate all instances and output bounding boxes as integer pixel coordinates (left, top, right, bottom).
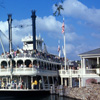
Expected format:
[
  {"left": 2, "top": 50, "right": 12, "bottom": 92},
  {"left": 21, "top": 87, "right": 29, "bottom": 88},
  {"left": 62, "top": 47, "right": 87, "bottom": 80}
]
[{"left": 53, "top": 0, "right": 64, "bottom": 16}]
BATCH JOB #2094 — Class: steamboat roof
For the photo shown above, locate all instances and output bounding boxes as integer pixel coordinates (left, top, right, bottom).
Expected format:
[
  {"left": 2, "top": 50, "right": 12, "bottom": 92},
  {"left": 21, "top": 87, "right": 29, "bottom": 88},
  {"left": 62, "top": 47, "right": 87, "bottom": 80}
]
[{"left": 22, "top": 35, "right": 43, "bottom": 42}]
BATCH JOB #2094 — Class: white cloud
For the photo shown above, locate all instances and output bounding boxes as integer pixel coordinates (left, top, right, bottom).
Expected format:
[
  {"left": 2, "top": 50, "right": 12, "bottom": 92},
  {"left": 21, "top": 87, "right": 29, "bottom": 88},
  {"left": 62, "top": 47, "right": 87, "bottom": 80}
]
[
  {"left": 0, "top": 15, "right": 81, "bottom": 45},
  {"left": 53, "top": 0, "right": 100, "bottom": 27},
  {"left": 91, "top": 33, "right": 100, "bottom": 38},
  {"left": 37, "top": 16, "right": 62, "bottom": 33},
  {"left": 0, "top": 15, "right": 84, "bottom": 60},
  {"left": 66, "top": 44, "right": 75, "bottom": 53},
  {"left": 66, "top": 32, "right": 83, "bottom": 41},
  {"left": 0, "top": 21, "right": 8, "bottom": 34},
  {"left": 65, "top": 43, "right": 98, "bottom": 60}
]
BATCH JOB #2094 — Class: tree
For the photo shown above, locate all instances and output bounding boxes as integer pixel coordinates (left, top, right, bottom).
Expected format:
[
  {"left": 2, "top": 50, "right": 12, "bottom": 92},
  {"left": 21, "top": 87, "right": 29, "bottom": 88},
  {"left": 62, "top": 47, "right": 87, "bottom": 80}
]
[{"left": 53, "top": 0, "right": 64, "bottom": 16}]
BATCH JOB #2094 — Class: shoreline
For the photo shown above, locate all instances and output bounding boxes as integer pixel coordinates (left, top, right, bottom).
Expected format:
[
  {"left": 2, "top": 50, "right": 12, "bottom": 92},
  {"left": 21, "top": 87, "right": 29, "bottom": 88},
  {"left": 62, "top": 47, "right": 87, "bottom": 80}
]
[{"left": 51, "top": 83, "right": 100, "bottom": 100}]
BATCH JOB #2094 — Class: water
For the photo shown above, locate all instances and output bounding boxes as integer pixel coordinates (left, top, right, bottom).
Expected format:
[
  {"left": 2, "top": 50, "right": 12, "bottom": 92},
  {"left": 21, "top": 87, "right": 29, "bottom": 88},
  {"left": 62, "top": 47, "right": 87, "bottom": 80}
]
[{"left": 0, "top": 95, "right": 74, "bottom": 100}]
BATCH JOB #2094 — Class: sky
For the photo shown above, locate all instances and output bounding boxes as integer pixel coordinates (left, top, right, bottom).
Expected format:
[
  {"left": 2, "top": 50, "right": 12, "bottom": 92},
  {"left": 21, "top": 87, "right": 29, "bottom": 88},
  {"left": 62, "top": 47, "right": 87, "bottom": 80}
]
[{"left": 0, "top": 0, "right": 100, "bottom": 60}]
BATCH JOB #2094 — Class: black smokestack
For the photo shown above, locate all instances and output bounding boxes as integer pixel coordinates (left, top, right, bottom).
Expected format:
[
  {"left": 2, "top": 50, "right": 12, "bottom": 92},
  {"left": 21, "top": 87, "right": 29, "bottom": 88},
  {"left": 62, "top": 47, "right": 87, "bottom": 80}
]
[
  {"left": 8, "top": 14, "right": 12, "bottom": 54},
  {"left": 31, "top": 10, "right": 36, "bottom": 50}
]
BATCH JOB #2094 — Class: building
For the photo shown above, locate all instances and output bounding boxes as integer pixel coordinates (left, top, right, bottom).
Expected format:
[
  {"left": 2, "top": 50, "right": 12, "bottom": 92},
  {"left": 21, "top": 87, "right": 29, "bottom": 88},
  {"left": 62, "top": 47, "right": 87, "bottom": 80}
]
[{"left": 59, "top": 48, "right": 100, "bottom": 87}]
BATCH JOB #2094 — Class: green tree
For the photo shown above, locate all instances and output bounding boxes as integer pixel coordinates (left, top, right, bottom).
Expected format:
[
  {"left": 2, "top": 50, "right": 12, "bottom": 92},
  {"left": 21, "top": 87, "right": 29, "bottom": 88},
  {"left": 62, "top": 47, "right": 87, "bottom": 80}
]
[{"left": 53, "top": 0, "right": 64, "bottom": 16}]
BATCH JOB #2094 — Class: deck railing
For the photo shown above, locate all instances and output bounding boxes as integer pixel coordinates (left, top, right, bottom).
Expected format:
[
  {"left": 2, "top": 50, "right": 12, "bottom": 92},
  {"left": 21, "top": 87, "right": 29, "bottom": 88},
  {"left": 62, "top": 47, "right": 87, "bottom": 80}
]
[
  {"left": 85, "top": 69, "right": 97, "bottom": 74},
  {"left": 59, "top": 68, "right": 98, "bottom": 76},
  {"left": 0, "top": 68, "right": 57, "bottom": 76}
]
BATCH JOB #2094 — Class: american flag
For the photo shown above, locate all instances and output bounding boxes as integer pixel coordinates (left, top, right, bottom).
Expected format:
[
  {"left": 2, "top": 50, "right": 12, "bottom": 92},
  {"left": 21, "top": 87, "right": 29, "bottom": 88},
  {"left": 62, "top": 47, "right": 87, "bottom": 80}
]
[
  {"left": 58, "top": 45, "right": 60, "bottom": 52},
  {"left": 62, "top": 20, "right": 65, "bottom": 34}
]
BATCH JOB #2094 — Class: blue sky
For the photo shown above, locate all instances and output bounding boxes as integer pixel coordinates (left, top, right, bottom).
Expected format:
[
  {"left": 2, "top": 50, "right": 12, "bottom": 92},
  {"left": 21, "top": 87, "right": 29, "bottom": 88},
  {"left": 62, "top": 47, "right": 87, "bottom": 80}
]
[{"left": 0, "top": 0, "right": 100, "bottom": 60}]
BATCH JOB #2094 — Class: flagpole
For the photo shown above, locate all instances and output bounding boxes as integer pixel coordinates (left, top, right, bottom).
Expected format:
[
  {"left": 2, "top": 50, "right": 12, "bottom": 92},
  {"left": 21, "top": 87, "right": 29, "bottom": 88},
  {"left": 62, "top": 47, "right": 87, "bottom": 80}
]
[
  {"left": 62, "top": 17, "right": 66, "bottom": 70},
  {"left": 64, "top": 31, "right": 66, "bottom": 70}
]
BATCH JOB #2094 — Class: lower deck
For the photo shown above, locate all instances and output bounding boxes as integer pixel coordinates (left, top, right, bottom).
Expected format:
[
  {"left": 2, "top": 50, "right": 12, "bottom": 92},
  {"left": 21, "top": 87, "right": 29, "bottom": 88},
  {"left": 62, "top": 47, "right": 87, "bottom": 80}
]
[{"left": 0, "top": 75, "right": 59, "bottom": 91}]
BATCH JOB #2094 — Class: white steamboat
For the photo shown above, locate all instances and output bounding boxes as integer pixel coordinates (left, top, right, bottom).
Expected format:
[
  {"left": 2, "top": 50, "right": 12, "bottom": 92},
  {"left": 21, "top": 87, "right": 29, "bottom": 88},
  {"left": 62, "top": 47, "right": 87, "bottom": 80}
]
[{"left": 0, "top": 11, "right": 62, "bottom": 96}]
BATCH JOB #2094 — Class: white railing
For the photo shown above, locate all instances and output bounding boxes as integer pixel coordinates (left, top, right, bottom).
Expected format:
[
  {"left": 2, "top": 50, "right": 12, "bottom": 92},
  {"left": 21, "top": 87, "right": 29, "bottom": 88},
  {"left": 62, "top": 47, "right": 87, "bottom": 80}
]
[
  {"left": 13, "top": 68, "right": 37, "bottom": 75},
  {"left": 59, "top": 68, "right": 98, "bottom": 76},
  {"left": 0, "top": 68, "right": 57, "bottom": 76},
  {"left": 0, "top": 68, "right": 11, "bottom": 76},
  {"left": 59, "top": 69, "right": 80, "bottom": 75},
  {"left": 37, "top": 69, "right": 57, "bottom": 76},
  {"left": 85, "top": 69, "right": 97, "bottom": 74},
  {"left": 71, "top": 70, "right": 80, "bottom": 75}
]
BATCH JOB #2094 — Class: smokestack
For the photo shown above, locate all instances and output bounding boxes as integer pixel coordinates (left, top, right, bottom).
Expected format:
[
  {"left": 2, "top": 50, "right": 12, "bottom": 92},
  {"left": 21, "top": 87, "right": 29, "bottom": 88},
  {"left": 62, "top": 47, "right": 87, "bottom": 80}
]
[
  {"left": 31, "top": 10, "right": 36, "bottom": 50},
  {"left": 8, "top": 14, "right": 12, "bottom": 54}
]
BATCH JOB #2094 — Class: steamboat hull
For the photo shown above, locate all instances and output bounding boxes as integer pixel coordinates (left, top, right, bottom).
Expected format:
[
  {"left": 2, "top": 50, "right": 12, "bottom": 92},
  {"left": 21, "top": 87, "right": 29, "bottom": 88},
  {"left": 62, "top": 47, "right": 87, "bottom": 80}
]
[{"left": 0, "top": 89, "right": 50, "bottom": 97}]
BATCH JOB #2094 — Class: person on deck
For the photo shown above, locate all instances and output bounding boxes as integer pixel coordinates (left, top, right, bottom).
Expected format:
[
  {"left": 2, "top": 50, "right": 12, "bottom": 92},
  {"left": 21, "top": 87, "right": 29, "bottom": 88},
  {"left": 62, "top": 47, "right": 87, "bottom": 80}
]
[
  {"left": 34, "top": 80, "right": 38, "bottom": 89},
  {"left": 39, "top": 79, "right": 42, "bottom": 89}
]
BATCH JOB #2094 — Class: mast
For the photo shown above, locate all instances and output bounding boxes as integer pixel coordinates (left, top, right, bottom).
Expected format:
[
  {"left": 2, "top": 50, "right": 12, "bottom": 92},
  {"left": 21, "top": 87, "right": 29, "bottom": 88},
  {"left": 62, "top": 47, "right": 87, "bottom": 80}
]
[
  {"left": 8, "top": 14, "right": 12, "bottom": 54},
  {"left": 31, "top": 10, "right": 36, "bottom": 50},
  {"left": 7, "top": 14, "right": 13, "bottom": 83}
]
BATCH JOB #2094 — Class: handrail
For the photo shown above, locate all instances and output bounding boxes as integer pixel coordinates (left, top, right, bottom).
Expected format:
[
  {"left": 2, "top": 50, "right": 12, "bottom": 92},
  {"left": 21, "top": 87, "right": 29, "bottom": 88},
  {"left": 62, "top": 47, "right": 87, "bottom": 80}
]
[
  {"left": 85, "top": 69, "right": 96, "bottom": 74},
  {"left": 0, "top": 68, "right": 57, "bottom": 76},
  {"left": 59, "top": 68, "right": 98, "bottom": 75}
]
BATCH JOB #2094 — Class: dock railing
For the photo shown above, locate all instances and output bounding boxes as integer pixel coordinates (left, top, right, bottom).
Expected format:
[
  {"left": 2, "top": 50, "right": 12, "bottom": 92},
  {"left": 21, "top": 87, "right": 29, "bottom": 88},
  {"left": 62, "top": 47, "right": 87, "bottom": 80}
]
[
  {"left": 59, "top": 68, "right": 98, "bottom": 77},
  {"left": 85, "top": 69, "right": 97, "bottom": 74}
]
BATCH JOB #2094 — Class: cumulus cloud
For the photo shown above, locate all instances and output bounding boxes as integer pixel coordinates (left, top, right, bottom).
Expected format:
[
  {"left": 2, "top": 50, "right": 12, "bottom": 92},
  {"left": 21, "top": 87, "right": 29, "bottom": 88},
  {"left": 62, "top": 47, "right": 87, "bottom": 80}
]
[
  {"left": 0, "top": 14, "right": 84, "bottom": 59},
  {"left": 66, "top": 44, "right": 75, "bottom": 53},
  {"left": 66, "top": 32, "right": 83, "bottom": 41},
  {"left": 91, "top": 33, "right": 100, "bottom": 38},
  {"left": 53, "top": 0, "right": 100, "bottom": 28},
  {"left": 0, "top": 15, "right": 81, "bottom": 45},
  {"left": 37, "top": 16, "right": 62, "bottom": 33}
]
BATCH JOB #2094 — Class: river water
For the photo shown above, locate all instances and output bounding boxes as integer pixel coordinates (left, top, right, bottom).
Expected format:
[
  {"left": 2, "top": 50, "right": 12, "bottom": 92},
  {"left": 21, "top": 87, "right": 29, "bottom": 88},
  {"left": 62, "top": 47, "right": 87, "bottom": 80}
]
[{"left": 0, "top": 95, "right": 74, "bottom": 100}]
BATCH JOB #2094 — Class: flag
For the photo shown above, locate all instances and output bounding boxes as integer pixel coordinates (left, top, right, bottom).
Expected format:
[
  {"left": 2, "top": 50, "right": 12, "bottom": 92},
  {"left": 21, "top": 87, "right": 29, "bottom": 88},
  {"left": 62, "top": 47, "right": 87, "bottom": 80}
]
[
  {"left": 58, "top": 45, "right": 61, "bottom": 57},
  {"left": 62, "top": 20, "right": 65, "bottom": 34},
  {"left": 58, "top": 45, "right": 60, "bottom": 52}
]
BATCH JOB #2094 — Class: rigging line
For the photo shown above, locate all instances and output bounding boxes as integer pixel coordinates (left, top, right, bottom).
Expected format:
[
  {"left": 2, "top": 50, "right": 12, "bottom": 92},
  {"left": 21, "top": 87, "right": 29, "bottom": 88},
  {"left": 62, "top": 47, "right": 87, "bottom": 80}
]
[
  {"left": 0, "top": 30, "right": 18, "bottom": 49},
  {"left": 12, "top": 24, "right": 32, "bottom": 28},
  {"left": 0, "top": 34, "right": 9, "bottom": 65},
  {"left": 0, "top": 35, "right": 6, "bottom": 58}
]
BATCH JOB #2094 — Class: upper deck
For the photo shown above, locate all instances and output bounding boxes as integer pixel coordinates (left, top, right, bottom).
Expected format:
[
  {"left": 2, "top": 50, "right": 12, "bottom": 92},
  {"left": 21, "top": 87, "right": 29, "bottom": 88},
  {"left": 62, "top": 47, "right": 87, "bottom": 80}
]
[
  {"left": 0, "top": 49, "right": 63, "bottom": 76},
  {"left": 22, "top": 35, "right": 43, "bottom": 51}
]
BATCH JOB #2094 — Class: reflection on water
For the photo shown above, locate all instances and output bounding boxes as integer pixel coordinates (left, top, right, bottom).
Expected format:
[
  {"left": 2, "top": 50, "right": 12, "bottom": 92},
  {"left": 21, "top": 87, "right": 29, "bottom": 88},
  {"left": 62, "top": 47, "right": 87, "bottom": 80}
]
[
  {"left": 43, "top": 95, "right": 74, "bottom": 100},
  {"left": 0, "top": 95, "right": 74, "bottom": 100}
]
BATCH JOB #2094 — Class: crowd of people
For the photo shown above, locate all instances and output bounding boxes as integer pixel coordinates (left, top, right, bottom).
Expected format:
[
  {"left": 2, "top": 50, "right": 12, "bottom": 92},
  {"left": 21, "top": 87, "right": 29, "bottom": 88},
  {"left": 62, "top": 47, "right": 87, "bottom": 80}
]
[
  {"left": 1, "top": 49, "right": 64, "bottom": 63},
  {"left": 0, "top": 80, "right": 25, "bottom": 89},
  {"left": 0, "top": 78, "right": 42, "bottom": 90}
]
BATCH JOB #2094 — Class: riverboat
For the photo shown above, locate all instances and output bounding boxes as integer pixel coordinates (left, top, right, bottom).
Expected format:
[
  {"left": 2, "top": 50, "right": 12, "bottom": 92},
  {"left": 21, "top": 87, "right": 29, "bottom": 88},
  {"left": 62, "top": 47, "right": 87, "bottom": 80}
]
[{"left": 0, "top": 11, "right": 63, "bottom": 96}]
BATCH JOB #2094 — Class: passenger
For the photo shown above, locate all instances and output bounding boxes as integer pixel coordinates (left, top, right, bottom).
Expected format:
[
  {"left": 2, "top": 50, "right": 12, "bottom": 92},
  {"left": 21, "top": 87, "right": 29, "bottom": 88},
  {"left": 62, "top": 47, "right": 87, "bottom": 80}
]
[
  {"left": 18, "top": 81, "right": 22, "bottom": 89},
  {"left": 39, "top": 79, "right": 42, "bottom": 89},
  {"left": 34, "top": 80, "right": 38, "bottom": 89},
  {"left": 23, "top": 64, "right": 26, "bottom": 68},
  {"left": 31, "top": 81, "right": 34, "bottom": 89},
  {"left": 14, "top": 80, "right": 17, "bottom": 89},
  {"left": 1, "top": 81, "right": 4, "bottom": 89},
  {"left": 37, "top": 64, "right": 40, "bottom": 69},
  {"left": 7, "top": 82, "right": 10, "bottom": 89},
  {"left": 22, "top": 80, "right": 24, "bottom": 89},
  {"left": 21, "top": 64, "right": 23, "bottom": 68},
  {"left": 29, "top": 63, "right": 32, "bottom": 68}
]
